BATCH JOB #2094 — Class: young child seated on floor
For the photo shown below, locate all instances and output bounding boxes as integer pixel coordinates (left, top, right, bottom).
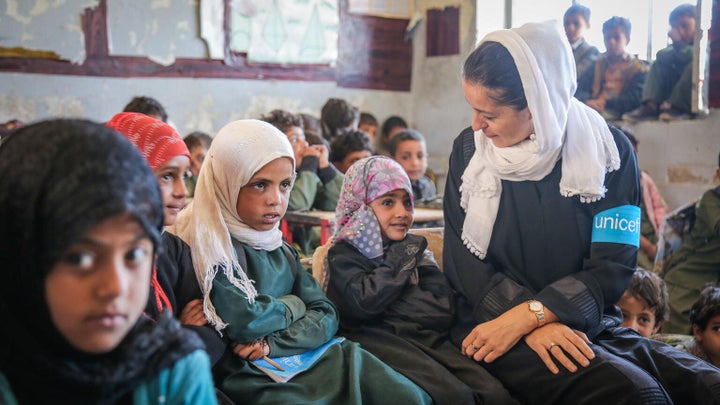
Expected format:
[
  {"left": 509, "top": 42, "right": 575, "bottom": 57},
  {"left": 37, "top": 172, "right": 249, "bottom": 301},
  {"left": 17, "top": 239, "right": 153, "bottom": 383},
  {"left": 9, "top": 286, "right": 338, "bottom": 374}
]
[
  {"left": 325, "top": 156, "right": 516, "bottom": 404},
  {"left": 358, "top": 112, "right": 379, "bottom": 142},
  {"left": 655, "top": 285, "right": 720, "bottom": 368},
  {"left": 616, "top": 268, "right": 669, "bottom": 338},
  {"left": 576, "top": 16, "right": 649, "bottom": 121},
  {"left": 320, "top": 98, "right": 360, "bottom": 142},
  {"left": 170, "top": 119, "right": 431, "bottom": 404},
  {"left": 376, "top": 115, "right": 408, "bottom": 156},
  {"left": 688, "top": 285, "right": 720, "bottom": 367},
  {"left": 107, "top": 112, "right": 225, "bottom": 365},
  {"left": 563, "top": 3, "right": 600, "bottom": 85},
  {"left": 389, "top": 129, "right": 437, "bottom": 204},
  {"left": 0, "top": 119, "right": 216, "bottom": 404},
  {"left": 624, "top": 3, "right": 696, "bottom": 121},
  {"left": 330, "top": 130, "right": 374, "bottom": 174},
  {"left": 183, "top": 131, "right": 213, "bottom": 198}
]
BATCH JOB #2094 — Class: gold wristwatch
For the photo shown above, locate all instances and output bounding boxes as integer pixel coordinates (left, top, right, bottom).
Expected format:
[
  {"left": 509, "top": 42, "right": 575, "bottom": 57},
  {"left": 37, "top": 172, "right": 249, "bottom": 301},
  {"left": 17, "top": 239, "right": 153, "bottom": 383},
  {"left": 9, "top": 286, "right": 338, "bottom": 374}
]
[{"left": 528, "top": 299, "right": 546, "bottom": 327}]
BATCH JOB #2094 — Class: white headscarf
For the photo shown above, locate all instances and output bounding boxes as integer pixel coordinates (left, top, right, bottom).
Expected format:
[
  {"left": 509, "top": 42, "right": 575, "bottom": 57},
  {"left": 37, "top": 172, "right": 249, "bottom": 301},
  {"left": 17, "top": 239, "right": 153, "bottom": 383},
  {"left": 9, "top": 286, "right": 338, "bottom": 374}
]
[
  {"left": 460, "top": 20, "right": 621, "bottom": 259},
  {"left": 171, "top": 119, "right": 295, "bottom": 331}
]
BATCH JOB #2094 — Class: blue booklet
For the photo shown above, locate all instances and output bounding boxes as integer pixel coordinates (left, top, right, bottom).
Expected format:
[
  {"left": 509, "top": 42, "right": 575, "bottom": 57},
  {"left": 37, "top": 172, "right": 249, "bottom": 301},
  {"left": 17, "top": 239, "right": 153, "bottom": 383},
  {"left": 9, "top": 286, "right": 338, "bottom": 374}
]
[{"left": 252, "top": 337, "right": 345, "bottom": 383}]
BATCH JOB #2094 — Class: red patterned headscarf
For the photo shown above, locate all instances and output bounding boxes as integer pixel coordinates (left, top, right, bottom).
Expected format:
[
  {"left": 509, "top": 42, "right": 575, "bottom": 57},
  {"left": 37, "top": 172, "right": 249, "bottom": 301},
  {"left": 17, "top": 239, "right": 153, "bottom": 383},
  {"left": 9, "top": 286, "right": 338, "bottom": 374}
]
[
  {"left": 106, "top": 112, "right": 189, "bottom": 315},
  {"left": 106, "top": 112, "right": 190, "bottom": 170}
]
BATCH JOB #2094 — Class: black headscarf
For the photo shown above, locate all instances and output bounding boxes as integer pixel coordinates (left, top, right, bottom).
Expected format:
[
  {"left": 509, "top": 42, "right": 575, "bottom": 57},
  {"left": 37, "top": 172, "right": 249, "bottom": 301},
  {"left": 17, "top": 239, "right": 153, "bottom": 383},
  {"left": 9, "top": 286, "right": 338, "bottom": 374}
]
[{"left": 0, "top": 119, "right": 204, "bottom": 404}]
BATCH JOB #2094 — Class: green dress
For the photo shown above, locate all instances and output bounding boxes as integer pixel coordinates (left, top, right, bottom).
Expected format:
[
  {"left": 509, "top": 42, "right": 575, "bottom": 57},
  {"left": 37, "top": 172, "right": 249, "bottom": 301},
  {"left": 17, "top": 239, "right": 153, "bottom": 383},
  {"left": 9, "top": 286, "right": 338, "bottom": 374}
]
[
  {"left": 212, "top": 241, "right": 431, "bottom": 405},
  {"left": 662, "top": 187, "right": 720, "bottom": 334}
]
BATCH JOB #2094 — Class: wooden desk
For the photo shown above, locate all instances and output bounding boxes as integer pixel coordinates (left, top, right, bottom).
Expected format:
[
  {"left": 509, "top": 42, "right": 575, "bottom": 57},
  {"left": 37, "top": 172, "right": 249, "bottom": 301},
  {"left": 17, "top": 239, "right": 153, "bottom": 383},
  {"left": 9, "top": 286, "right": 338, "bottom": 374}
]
[{"left": 281, "top": 208, "right": 444, "bottom": 245}]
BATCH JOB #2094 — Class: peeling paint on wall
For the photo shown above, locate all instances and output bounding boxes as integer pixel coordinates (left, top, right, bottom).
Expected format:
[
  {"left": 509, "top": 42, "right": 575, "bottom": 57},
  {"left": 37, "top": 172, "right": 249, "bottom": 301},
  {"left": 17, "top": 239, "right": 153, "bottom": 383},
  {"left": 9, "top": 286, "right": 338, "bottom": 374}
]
[
  {"left": 151, "top": 0, "right": 172, "bottom": 9},
  {"left": 241, "top": 96, "right": 304, "bottom": 123},
  {"left": 201, "top": 0, "right": 225, "bottom": 59},
  {"left": 0, "top": 94, "right": 37, "bottom": 122},
  {"left": 108, "top": 0, "right": 206, "bottom": 63},
  {"left": 0, "top": 0, "right": 95, "bottom": 64},
  {"left": 44, "top": 95, "right": 85, "bottom": 118},
  {"left": 182, "top": 94, "right": 221, "bottom": 134}
]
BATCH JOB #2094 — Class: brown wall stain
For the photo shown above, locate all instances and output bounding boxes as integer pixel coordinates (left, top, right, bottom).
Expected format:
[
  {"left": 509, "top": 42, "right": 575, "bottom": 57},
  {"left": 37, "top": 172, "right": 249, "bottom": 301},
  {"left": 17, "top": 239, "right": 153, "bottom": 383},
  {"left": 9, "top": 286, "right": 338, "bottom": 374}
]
[{"left": 666, "top": 165, "right": 707, "bottom": 183}]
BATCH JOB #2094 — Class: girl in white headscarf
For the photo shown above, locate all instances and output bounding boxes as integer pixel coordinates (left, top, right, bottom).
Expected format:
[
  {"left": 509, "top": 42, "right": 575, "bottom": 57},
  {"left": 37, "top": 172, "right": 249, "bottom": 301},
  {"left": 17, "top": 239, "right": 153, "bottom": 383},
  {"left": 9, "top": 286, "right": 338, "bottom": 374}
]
[
  {"left": 443, "top": 20, "right": 720, "bottom": 404},
  {"left": 172, "top": 119, "right": 431, "bottom": 404}
]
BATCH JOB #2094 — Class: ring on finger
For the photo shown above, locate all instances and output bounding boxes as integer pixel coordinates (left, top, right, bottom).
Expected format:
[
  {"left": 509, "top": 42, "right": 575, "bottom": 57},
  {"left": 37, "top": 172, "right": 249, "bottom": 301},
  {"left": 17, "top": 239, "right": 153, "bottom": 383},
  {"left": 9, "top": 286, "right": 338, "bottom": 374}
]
[
  {"left": 548, "top": 343, "right": 557, "bottom": 350},
  {"left": 471, "top": 344, "right": 480, "bottom": 352}
]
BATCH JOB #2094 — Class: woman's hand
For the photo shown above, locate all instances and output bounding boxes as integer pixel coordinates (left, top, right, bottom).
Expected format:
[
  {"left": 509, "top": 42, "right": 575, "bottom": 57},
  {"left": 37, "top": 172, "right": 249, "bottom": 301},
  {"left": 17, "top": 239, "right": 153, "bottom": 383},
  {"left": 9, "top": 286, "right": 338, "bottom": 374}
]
[
  {"left": 179, "top": 299, "right": 208, "bottom": 326},
  {"left": 461, "top": 305, "right": 536, "bottom": 363},
  {"left": 524, "top": 323, "right": 595, "bottom": 374},
  {"left": 232, "top": 338, "right": 270, "bottom": 361}
]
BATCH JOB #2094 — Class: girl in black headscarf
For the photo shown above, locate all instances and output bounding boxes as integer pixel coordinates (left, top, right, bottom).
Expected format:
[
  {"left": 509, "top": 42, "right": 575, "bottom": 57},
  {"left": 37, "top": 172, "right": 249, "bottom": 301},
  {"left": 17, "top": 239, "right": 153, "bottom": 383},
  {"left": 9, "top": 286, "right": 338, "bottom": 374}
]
[{"left": 0, "top": 119, "right": 217, "bottom": 404}]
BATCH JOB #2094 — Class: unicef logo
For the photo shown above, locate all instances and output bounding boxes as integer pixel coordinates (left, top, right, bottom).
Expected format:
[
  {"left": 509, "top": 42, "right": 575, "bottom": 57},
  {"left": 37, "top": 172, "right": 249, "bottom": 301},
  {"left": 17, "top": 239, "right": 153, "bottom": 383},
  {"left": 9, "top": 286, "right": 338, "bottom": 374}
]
[{"left": 591, "top": 205, "right": 641, "bottom": 247}]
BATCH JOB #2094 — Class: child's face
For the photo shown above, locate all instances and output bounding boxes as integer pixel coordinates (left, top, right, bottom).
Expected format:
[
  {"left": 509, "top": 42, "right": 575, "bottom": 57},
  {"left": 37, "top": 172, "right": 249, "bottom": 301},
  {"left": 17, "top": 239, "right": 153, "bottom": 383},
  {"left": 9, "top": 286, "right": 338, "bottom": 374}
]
[
  {"left": 155, "top": 155, "right": 191, "bottom": 226},
  {"left": 694, "top": 314, "right": 720, "bottom": 367},
  {"left": 359, "top": 123, "right": 378, "bottom": 142},
  {"left": 285, "top": 126, "right": 308, "bottom": 164},
  {"left": 335, "top": 149, "right": 372, "bottom": 174},
  {"left": 385, "top": 125, "right": 407, "bottom": 142},
  {"left": 670, "top": 15, "right": 696, "bottom": 45},
  {"left": 235, "top": 157, "right": 294, "bottom": 231},
  {"left": 368, "top": 189, "right": 414, "bottom": 241},
  {"left": 45, "top": 212, "right": 153, "bottom": 354},
  {"left": 189, "top": 145, "right": 207, "bottom": 177},
  {"left": 564, "top": 13, "right": 589, "bottom": 44},
  {"left": 393, "top": 140, "right": 428, "bottom": 182},
  {"left": 617, "top": 291, "right": 660, "bottom": 338},
  {"left": 604, "top": 26, "right": 629, "bottom": 57}
]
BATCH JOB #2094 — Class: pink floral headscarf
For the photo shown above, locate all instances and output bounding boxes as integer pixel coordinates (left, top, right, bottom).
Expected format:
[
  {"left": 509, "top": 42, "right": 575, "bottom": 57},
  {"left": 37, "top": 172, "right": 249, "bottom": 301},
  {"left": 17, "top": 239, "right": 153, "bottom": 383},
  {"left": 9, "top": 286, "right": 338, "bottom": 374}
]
[{"left": 334, "top": 156, "right": 413, "bottom": 259}]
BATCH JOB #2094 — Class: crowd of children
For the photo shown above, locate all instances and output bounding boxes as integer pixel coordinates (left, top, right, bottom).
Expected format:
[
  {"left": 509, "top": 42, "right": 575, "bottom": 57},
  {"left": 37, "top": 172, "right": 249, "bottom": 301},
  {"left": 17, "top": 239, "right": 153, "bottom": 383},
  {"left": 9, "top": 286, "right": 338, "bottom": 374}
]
[
  {"left": 0, "top": 3, "right": 718, "bottom": 403},
  {"left": 567, "top": 3, "right": 696, "bottom": 122}
]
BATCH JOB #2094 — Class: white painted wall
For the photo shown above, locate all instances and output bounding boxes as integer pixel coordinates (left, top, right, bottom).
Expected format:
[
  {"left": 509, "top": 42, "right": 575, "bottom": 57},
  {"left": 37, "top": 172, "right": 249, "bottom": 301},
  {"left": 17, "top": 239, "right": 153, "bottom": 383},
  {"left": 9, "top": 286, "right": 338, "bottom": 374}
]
[{"left": 624, "top": 110, "right": 720, "bottom": 211}]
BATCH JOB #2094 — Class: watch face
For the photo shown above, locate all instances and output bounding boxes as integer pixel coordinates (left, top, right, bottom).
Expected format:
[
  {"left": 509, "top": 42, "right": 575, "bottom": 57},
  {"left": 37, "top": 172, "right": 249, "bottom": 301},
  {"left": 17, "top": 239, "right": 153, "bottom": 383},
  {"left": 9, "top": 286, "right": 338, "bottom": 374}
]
[{"left": 529, "top": 301, "right": 542, "bottom": 311}]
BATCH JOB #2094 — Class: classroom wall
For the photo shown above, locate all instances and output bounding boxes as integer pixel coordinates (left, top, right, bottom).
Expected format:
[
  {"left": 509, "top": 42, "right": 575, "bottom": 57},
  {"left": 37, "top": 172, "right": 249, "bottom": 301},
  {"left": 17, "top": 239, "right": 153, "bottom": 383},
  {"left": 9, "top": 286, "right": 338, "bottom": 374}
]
[{"left": 0, "top": 0, "right": 718, "bottom": 209}]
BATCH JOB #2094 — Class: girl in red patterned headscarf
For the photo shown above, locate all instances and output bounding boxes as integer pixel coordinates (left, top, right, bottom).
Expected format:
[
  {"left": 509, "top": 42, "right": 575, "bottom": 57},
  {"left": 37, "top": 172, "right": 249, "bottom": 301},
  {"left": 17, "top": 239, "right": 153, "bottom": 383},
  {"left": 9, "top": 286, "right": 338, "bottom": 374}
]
[{"left": 107, "top": 112, "right": 225, "bottom": 365}]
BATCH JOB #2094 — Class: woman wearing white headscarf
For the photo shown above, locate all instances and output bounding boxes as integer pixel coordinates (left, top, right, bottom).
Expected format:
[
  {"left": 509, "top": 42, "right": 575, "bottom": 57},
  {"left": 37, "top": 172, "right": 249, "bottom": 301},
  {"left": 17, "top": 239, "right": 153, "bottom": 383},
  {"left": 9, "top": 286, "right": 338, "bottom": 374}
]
[
  {"left": 172, "top": 119, "right": 431, "bottom": 404},
  {"left": 443, "top": 20, "right": 720, "bottom": 404}
]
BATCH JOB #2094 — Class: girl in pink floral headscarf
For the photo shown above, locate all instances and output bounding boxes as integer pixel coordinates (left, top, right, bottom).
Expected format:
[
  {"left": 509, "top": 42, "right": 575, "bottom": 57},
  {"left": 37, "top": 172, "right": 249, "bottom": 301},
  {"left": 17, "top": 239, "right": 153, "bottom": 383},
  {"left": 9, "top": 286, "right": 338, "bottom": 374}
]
[{"left": 326, "top": 155, "right": 517, "bottom": 404}]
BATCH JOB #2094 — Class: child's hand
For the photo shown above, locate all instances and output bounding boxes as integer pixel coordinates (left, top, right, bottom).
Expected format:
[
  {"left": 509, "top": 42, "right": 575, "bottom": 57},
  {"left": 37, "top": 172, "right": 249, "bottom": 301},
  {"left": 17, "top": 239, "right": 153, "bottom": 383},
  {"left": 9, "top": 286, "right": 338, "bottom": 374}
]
[
  {"left": 310, "top": 144, "right": 330, "bottom": 168},
  {"left": 385, "top": 234, "right": 428, "bottom": 273},
  {"left": 232, "top": 338, "right": 270, "bottom": 361},
  {"left": 585, "top": 98, "right": 606, "bottom": 112},
  {"left": 179, "top": 299, "right": 208, "bottom": 326}
]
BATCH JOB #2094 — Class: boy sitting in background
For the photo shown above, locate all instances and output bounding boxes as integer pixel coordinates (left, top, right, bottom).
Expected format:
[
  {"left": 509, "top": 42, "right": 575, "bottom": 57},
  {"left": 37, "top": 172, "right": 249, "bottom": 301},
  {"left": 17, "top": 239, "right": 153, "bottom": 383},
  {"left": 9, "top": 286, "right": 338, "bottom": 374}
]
[
  {"left": 183, "top": 131, "right": 213, "bottom": 198},
  {"left": 624, "top": 3, "right": 696, "bottom": 121},
  {"left": 688, "top": 285, "right": 720, "bottom": 367},
  {"left": 563, "top": 4, "right": 600, "bottom": 85},
  {"left": 262, "top": 109, "right": 343, "bottom": 256},
  {"left": 577, "top": 16, "right": 649, "bottom": 121},
  {"left": 330, "top": 130, "right": 374, "bottom": 174},
  {"left": 389, "top": 129, "right": 437, "bottom": 204},
  {"left": 617, "top": 268, "right": 669, "bottom": 338},
  {"left": 122, "top": 95, "right": 168, "bottom": 122},
  {"left": 358, "top": 112, "right": 379, "bottom": 143},
  {"left": 659, "top": 152, "right": 720, "bottom": 334},
  {"left": 655, "top": 285, "right": 720, "bottom": 368}
]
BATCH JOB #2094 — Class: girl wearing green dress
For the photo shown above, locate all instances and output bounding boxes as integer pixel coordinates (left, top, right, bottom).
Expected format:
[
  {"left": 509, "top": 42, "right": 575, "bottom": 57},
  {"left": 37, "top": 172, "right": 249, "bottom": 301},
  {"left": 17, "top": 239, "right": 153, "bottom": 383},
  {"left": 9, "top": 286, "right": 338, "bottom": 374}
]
[{"left": 171, "top": 119, "right": 431, "bottom": 404}]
